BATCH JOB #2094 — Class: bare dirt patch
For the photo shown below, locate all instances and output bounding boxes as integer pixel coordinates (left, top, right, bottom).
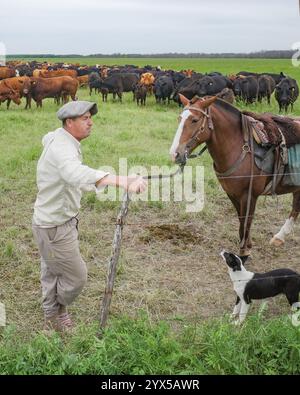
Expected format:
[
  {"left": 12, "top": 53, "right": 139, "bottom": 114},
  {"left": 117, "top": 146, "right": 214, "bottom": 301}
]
[{"left": 139, "top": 224, "right": 204, "bottom": 246}]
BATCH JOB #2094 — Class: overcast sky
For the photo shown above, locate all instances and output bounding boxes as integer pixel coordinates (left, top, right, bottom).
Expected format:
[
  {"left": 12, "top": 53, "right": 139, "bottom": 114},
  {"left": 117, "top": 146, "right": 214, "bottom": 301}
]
[{"left": 1, "top": 0, "right": 299, "bottom": 54}]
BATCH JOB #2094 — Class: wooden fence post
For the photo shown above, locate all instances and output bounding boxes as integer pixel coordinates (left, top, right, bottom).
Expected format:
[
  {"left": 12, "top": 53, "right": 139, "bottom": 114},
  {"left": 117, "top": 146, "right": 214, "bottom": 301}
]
[{"left": 99, "top": 191, "right": 130, "bottom": 332}]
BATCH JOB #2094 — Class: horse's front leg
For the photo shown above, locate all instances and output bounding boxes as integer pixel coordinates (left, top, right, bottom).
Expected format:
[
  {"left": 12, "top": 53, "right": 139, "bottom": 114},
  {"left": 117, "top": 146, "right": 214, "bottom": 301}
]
[
  {"left": 228, "top": 194, "right": 257, "bottom": 256},
  {"left": 270, "top": 190, "right": 300, "bottom": 247},
  {"left": 238, "top": 194, "right": 257, "bottom": 256}
]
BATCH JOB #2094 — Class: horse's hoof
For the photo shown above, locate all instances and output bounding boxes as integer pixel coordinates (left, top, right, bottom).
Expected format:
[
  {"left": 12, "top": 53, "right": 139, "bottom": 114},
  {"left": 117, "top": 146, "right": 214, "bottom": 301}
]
[
  {"left": 239, "top": 249, "right": 251, "bottom": 257},
  {"left": 269, "top": 237, "right": 284, "bottom": 247},
  {"left": 240, "top": 255, "right": 252, "bottom": 264}
]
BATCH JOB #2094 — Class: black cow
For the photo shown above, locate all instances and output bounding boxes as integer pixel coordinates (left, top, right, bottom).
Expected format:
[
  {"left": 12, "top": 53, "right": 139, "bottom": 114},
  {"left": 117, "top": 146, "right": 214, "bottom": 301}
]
[
  {"left": 172, "top": 74, "right": 203, "bottom": 104},
  {"left": 233, "top": 76, "right": 258, "bottom": 104},
  {"left": 178, "top": 75, "right": 232, "bottom": 99},
  {"left": 171, "top": 72, "right": 186, "bottom": 87},
  {"left": 16, "top": 64, "right": 33, "bottom": 77},
  {"left": 207, "top": 71, "right": 223, "bottom": 76},
  {"left": 77, "top": 66, "right": 100, "bottom": 76},
  {"left": 257, "top": 75, "right": 275, "bottom": 104},
  {"left": 93, "top": 73, "right": 139, "bottom": 102},
  {"left": 237, "top": 71, "right": 285, "bottom": 85},
  {"left": 100, "top": 87, "right": 109, "bottom": 102},
  {"left": 275, "top": 77, "right": 299, "bottom": 112},
  {"left": 88, "top": 72, "right": 101, "bottom": 95},
  {"left": 154, "top": 76, "right": 174, "bottom": 104},
  {"left": 237, "top": 71, "right": 259, "bottom": 77},
  {"left": 262, "top": 72, "right": 285, "bottom": 84},
  {"left": 134, "top": 83, "right": 147, "bottom": 106}
]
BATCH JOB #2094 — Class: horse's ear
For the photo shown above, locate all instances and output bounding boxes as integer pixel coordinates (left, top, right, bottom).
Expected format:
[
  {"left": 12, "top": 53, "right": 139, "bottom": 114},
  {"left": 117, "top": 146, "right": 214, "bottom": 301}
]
[
  {"left": 200, "top": 96, "right": 217, "bottom": 109},
  {"left": 179, "top": 94, "right": 190, "bottom": 107}
]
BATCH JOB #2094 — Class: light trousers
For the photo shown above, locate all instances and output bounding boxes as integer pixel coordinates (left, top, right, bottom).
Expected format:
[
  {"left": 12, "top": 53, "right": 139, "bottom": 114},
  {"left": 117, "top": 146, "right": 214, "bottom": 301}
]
[{"left": 32, "top": 217, "right": 87, "bottom": 317}]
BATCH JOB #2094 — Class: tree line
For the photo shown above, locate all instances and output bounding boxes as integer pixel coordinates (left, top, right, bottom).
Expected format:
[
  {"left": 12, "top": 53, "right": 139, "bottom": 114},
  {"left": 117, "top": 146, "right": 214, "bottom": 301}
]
[{"left": 6, "top": 50, "right": 296, "bottom": 59}]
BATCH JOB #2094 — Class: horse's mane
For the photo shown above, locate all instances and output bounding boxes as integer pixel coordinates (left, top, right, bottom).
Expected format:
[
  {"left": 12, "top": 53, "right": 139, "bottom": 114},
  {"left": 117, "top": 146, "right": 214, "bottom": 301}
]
[
  {"left": 190, "top": 95, "right": 241, "bottom": 119},
  {"left": 214, "top": 97, "right": 241, "bottom": 119},
  {"left": 211, "top": 98, "right": 300, "bottom": 147}
]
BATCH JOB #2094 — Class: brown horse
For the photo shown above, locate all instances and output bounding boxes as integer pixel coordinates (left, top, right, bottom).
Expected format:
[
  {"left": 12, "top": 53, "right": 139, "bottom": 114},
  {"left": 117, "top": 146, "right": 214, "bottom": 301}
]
[{"left": 170, "top": 94, "right": 300, "bottom": 256}]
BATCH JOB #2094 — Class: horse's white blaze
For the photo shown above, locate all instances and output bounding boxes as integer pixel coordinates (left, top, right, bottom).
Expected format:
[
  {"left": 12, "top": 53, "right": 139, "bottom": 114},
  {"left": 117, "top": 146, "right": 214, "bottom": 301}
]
[
  {"left": 169, "top": 110, "right": 191, "bottom": 159},
  {"left": 274, "top": 217, "right": 295, "bottom": 242}
]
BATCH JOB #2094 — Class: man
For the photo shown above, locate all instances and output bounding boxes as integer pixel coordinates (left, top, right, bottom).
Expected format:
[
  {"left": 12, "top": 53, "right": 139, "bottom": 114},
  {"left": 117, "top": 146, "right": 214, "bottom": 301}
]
[{"left": 32, "top": 101, "right": 147, "bottom": 332}]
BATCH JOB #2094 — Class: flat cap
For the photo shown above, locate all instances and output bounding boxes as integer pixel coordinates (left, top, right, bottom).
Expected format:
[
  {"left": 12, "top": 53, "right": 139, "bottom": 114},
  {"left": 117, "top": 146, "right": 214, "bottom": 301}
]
[{"left": 57, "top": 101, "right": 98, "bottom": 121}]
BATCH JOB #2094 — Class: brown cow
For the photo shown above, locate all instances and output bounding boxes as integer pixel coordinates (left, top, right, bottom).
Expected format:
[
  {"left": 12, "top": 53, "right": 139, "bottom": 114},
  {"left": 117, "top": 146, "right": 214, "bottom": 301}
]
[
  {"left": 39, "top": 69, "right": 78, "bottom": 79},
  {"left": 29, "top": 76, "right": 79, "bottom": 108},
  {"left": 182, "top": 69, "right": 193, "bottom": 78},
  {"left": 77, "top": 75, "right": 89, "bottom": 88},
  {"left": 100, "top": 67, "right": 109, "bottom": 78},
  {"left": 0, "top": 66, "right": 16, "bottom": 80},
  {"left": 2, "top": 76, "right": 31, "bottom": 109},
  {"left": 140, "top": 72, "right": 155, "bottom": 94},
  {"left": 32, "top": 69, "right": 42, "bottom": 78},
  {"left": 0, "top": 80, "right": 21, "bottom": 107},
  {"left": 32, "top": 69, "right": 78, "bottom": 79}
]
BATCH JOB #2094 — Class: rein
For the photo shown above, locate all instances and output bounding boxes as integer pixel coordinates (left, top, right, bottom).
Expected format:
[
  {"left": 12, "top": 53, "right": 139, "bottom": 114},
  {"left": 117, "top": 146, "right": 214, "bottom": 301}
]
[
  {"left": 213, "top": 114, "right": 252, "bottom": 178},
  {"left": 143, "top": 106, "right": 212, "bottom": 179},
  {"left": 143, "top": 107, "right": 211, "bottom": 179},
  {"left": 188, "top": 144, "right": 208, "bottom": 159},
  {"left": 142, "top": 166, "right": 183, "bottom": 180},
  {"left": 239, "top": 115, "right": 254, "bottom": 249}
]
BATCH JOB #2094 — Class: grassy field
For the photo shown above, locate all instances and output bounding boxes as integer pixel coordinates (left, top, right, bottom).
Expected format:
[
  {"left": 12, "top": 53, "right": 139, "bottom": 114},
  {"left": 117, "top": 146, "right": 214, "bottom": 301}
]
[
  {"left": 1, "top": 313, "right": 300, "bottom": 374},
  {"left": 1, "top": 58, "right": 300, "bottom": 374}
]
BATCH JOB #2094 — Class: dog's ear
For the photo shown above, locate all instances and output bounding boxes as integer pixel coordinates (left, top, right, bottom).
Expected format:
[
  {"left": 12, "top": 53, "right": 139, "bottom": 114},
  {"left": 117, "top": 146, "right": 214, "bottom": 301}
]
[{"left": 231, "top": 254, "right": 242, "bottom": 271}]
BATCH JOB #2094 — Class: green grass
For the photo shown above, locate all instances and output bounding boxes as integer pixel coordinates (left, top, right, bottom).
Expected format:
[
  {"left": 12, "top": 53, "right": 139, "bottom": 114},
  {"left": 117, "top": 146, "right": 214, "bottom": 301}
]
[
  {"left": 1, "top": 311, "right": 300, "bottom": 375},
  {"left": 1, "top": 58, "right": 300, "bottom": 374}
]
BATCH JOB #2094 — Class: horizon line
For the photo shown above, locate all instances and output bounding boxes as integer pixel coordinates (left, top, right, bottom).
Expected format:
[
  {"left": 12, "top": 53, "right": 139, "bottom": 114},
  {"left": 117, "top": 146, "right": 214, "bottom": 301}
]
[{"left": 5, "top": 49, "right": 295, "bottom": 57}]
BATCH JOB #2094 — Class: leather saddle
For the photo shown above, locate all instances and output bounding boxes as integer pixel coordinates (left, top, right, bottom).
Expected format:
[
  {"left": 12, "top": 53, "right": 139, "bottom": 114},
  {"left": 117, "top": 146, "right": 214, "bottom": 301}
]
[
  {"left": 243, "top": 112, "right": 300, "bottom": 194},
  {"left": 243, "top": 111, "right": 300, "bottom": 147}
]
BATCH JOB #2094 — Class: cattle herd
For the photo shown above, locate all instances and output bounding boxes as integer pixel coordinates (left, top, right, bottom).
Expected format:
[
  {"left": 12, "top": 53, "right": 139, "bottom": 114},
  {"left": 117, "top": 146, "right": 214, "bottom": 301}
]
[{"left": 0, "top": 61, "right": 299, "bottom": 112}]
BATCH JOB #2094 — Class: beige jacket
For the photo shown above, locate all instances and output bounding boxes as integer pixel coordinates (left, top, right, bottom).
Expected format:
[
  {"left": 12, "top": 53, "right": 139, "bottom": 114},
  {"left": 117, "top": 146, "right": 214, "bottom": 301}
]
[{"left": 33, "top": 128, "right": 108, "bottom": 226}]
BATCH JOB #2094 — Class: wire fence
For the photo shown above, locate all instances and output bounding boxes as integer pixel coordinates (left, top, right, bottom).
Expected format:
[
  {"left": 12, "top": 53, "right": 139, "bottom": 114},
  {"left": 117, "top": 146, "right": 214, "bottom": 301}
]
[{"left": 2, "top": 170, "right": 300, "bottom": 182}]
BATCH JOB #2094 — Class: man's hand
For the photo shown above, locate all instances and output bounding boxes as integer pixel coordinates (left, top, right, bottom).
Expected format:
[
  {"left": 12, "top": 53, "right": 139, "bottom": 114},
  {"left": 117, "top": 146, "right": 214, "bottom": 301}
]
[
  {"left": 127, "top": 175, "right": 147, "bottom": 194},
  {"left": 95, "top": 174, "right": 147, "bottom": 193}
]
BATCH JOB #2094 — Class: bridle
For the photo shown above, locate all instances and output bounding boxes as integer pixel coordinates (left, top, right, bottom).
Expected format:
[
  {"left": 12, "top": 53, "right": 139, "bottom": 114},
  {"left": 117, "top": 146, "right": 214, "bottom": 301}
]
[{"left": 180, "top": 104, "right": 214, "bottom": 163}]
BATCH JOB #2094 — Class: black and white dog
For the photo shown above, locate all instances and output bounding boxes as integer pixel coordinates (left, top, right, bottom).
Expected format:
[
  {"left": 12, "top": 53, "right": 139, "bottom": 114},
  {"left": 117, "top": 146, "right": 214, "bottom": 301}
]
[{"left": 220, "top": 250, "right": 300, "bottom": 323}]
